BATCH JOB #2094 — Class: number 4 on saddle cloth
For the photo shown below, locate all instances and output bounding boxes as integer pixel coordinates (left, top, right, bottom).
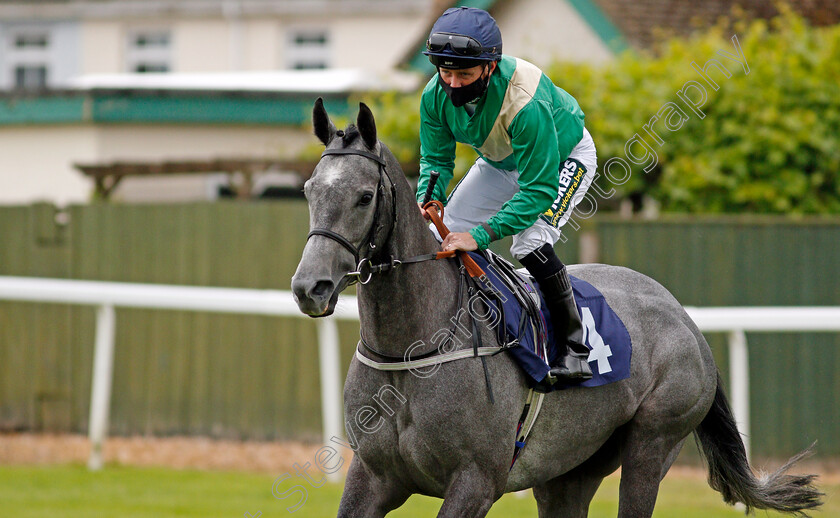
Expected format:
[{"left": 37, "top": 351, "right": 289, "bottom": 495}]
[{"left": 466, "top": 251, "right": 632, "bottom": 391}]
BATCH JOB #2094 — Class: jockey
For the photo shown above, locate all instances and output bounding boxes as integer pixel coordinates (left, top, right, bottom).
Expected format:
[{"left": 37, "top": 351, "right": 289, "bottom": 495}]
[{"left": 417, "top": 6, "right": 596, "bottom": 383}]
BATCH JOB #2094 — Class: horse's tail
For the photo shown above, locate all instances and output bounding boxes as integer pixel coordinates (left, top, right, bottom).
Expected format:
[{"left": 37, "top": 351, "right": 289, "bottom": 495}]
[{"left": 693, "top": 373, "right": 823, "bottom": 515}]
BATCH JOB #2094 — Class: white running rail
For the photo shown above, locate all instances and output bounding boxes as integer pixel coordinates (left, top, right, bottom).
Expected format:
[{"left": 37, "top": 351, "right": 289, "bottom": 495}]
[
  {"left": 0, "top": 276, "right": 357, "bottom": 478},
  {"left": 1, "top": 276, "right": 838, "bottom": 473},
  {"left": 683, "top": 306, "right": 840, "bottom": 460}
]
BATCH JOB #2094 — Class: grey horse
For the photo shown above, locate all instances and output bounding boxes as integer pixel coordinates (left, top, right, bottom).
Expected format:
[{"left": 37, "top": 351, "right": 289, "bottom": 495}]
[{"left": 291, "top": 100, "right": 822, "bottom": 517}]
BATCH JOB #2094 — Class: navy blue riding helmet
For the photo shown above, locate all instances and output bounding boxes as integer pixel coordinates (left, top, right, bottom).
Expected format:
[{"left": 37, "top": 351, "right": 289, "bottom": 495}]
[{"left": 423, "top": 7, "right": 502, "bottom": 69}]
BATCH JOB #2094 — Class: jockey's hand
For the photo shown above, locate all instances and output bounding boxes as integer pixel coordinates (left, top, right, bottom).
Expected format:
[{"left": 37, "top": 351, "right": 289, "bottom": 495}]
[
  {"left": 441, "top": 232, "right": 478, "bottom": 252},
  {"left": 417, "top": 202, "right": 431, "bottom": 220}
]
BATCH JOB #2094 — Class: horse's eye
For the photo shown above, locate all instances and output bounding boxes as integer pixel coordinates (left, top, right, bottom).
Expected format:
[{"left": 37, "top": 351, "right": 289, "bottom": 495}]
[{"left": 359, "top": 192, "right": 374, "bottom": 206}]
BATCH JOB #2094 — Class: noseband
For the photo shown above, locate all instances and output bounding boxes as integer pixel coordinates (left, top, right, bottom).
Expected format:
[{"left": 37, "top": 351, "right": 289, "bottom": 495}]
[{"left": 306, "top": 146, "right": 398, "bottom": 284}]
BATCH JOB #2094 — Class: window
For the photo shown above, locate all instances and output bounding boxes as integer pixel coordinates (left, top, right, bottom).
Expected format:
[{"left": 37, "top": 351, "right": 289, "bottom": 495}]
[
  {"left": 14, "top": 65, "right": 47, "bottom": 90},
  {"left": 6, "top": 29, "right": 51, "bottom": 90},
  {"left": 134, "top": 63, "right": 169, "bottom": 73},
  {"left": 127, "top": 30, "right": 172, "bottom": 73},
  {"left": 287, "top": 29, "right": 330, "bottom": 70},
  {"left": 133, "top": 32, "right": 169, "bottom": 48},
  {"left": 1, "top": 23, "right": 78, "bottom": 90},
  {"left": 14, "top": 33, "right": 49, "bottom": 48},
  {"left": 293, "top": 33, "right": 327, "bottom": 46}
]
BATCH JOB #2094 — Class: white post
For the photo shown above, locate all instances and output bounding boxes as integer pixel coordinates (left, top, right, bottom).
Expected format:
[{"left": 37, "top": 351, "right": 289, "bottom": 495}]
[
  {"left": 88, "top": 304, "right": 116, "bottom": 471},
  {"left": 728, "top": 329, "right": 750, "bottom": 461},
  {"left": 316, "top": 318, "right": 343, "bottom": 482}
]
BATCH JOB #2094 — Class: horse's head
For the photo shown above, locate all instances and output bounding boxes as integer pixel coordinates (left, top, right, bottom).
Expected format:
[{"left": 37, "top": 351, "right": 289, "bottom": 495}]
[{"left": 291, "top": 98, "right": 395, "bottom": 317}]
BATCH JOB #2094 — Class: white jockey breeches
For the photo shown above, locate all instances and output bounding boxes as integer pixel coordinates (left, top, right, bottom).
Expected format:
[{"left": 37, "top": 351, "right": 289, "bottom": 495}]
[{"left": 432, "top": 127, "right": 597, "bottom": 259}]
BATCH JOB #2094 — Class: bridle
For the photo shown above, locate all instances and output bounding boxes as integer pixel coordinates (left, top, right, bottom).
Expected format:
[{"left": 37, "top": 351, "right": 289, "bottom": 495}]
[
  {"left": 306, "top": 146, "right": 401, "bottom": 285},
  {"left": 306, "top": 144, "right": 483, "bottom": 286}
]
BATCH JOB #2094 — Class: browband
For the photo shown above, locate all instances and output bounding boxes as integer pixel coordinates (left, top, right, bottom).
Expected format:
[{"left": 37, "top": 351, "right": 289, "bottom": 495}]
[{"left": 321, "top": 147, "right": 386, "bottom": 166}]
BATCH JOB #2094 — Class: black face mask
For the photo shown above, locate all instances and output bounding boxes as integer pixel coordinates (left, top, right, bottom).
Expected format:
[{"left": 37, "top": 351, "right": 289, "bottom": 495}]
[{"left": 438, "top": 66, "right": 490, "bottom": 107}]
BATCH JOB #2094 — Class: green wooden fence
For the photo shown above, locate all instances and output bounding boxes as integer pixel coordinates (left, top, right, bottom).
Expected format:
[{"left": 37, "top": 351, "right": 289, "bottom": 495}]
[{"left": 1, "top": 203, "right": 838, "bottom": 458}]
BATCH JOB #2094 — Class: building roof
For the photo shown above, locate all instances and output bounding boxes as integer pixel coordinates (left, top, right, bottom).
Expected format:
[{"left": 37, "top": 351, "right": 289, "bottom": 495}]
[
  {"left": 68, "top": 69, "right": 421, "bottom": 95},
  {"left": 591, "top": 0, "right": 840, "bottom": 50},
  {"left": 0, "top": 69, "right": 421, "bottom": 126},
  {"left": 400, "top": 0, "right": 627, "bottom": 73},
  {"left": 0, "top": 90, "right": 358, "bottom": 126},
  {"left": 403, "top": 0, "right": 840, "bottom": 71},
  {"left": 0, "top": 0, "right": 432, "bottom": 19}
]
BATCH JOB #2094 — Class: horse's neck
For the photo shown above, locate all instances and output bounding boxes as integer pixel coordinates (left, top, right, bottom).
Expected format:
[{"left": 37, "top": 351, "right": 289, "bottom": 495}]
[{"left": 356, "top": 207, "right": 461, "bottom": 356}]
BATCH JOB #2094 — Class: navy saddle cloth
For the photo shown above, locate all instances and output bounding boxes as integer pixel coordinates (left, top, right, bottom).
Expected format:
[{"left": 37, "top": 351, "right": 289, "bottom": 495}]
[{"left": 467, "top": 252, "right": 632, "bottom": 390}]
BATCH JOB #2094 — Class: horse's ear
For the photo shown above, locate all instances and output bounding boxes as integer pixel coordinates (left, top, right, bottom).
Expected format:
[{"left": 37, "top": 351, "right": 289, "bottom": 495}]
[
  {"left": 313, "top": 97, "right": 337, "bottom": 146},
  {"left": 357, "top": 102, "right": 377, "bottom": 150}
]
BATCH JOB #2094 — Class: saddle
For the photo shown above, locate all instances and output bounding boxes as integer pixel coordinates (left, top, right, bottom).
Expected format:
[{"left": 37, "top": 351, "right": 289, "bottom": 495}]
[
  {"left": 468, "top": 250, "right": 633, "bottom": 392},
  {"left": 468, "top": 250, "right": 555, "bottom": 387}
]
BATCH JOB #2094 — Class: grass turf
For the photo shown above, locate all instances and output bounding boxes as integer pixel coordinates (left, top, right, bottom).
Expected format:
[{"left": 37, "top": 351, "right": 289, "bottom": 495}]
[{"left": 0, "top": 464, "right": 835, "bottom": 517}]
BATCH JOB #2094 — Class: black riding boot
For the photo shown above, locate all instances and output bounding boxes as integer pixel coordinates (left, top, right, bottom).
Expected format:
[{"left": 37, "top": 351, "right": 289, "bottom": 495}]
[
  {"left": 520, "top": 244, "right": 593, "bottom": 383},
  {"left": 538, "top": 267, "right": 593, "bottom": 382}
]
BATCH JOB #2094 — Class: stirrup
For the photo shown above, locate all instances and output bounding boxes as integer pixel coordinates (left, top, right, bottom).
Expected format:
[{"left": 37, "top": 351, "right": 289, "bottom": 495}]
[{"left": 549, "top": 351, "right": 593, "bottom": 383}]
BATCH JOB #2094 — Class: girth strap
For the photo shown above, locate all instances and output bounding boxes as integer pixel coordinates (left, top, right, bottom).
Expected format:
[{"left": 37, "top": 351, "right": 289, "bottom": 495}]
[{"left": 354, "top": 343, "right": 504, "bottom": 371}]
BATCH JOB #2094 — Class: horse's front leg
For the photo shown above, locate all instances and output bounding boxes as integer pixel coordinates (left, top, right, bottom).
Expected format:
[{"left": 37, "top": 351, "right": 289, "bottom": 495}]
[
  {"left": 337, "top": 456, "right": 409, "bottom": 518},
  {"left": 436, "top": 468, "right": 504, "bottom": 518}
]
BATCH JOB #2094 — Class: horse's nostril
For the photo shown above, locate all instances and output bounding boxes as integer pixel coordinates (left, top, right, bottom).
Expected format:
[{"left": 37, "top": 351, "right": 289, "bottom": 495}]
[
  {"left": 310, "top": 280, "right": 335, "bottom": 301},
  {"left": 291, "top": 279, "right": 308, "bottom": 302}
]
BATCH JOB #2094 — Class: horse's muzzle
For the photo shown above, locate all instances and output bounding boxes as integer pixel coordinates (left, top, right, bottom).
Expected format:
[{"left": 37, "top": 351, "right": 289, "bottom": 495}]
[{"left": 291, "top": 276, "right": 339, "bottom": 317}]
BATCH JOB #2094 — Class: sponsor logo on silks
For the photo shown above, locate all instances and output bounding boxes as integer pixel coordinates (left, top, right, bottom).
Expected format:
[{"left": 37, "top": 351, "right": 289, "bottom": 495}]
[{"left": 540, "top": 159, "right": 587, "bottom": 228}]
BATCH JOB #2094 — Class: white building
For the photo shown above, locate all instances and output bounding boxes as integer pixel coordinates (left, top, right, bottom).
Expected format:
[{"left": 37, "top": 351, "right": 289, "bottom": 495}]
[
  {"left": 0, "top": 0, "right": 434, "bottom": 89},
  {"left": 0, "top": 0, "right": 434, "bottom": 204},
  {"left": 0, "top": 0, "right": 632, "bottom": 205}
]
